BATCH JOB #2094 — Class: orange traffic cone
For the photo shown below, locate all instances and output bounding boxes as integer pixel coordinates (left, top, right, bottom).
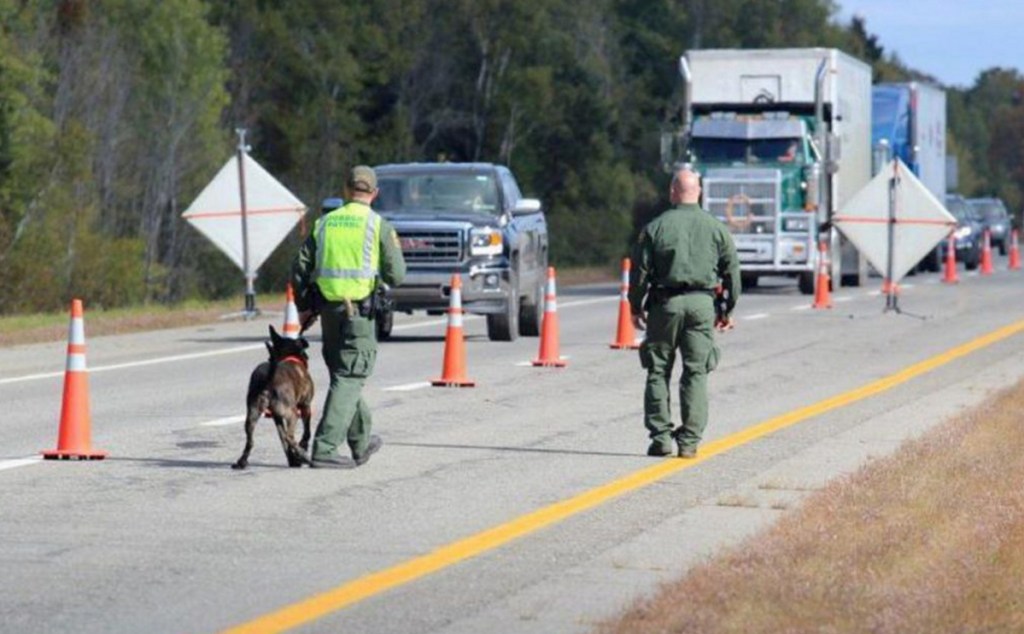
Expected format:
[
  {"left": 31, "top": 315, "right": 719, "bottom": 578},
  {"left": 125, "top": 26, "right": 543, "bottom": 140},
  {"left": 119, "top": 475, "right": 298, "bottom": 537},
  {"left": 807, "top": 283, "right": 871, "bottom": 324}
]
[
  {"left": 980, "top": 229, "right": 994, "bottom": 275},
  {"left": 431, "top": 274, "right": 475, "bottom": 387},
  {"left": 881, "top": 278, "right": 900, "bottom": 296},
  {"left": 282, "top": 283, "right": 301, "bottom": 338},
  {"left": 1008, "top": 229, "right": 1021, "bottom": 271},
  {"left": 812, "top": 240, "right": 832, "bottom": 309},
  {"left": 533, "top": 267, "right": 567, "bottom": 367},
  {"left": 610, "top": 258, "right": 640, "bottom": 349},
  {"left": 942, "top": 234, "right": 959, "bottom": 284},
  {"left": 42, "top": 299, "right": 106, "bottom": 460}
]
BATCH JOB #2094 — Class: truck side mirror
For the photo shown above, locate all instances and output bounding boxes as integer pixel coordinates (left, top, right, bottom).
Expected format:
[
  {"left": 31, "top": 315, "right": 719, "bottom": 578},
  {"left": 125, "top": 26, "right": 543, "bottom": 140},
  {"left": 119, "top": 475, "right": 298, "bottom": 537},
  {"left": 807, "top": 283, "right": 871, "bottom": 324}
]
[
  {"left": 512, "top": 198, "right": 542, "bottom": 216},
  {"left": 660, "top": 131, "right": 689, "bottom": 173}
]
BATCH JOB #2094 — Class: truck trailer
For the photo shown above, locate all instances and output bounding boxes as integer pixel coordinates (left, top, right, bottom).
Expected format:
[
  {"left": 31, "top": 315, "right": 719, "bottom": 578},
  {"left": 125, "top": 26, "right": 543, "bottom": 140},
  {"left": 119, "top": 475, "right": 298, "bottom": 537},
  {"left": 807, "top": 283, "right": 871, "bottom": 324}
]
[
  {"left": 871, "top": 82, "right": 948, "bottom": 271},
  {"left": 662, "top": 48, "right": 873, "bottom": 293}
]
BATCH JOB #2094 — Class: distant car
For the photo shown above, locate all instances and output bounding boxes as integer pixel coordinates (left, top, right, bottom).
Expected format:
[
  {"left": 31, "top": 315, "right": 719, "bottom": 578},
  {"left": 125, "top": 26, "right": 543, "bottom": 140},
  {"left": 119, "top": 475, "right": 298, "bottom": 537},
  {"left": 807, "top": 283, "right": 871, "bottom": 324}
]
[
  {"left": 945, "top": 194, "right": 983, "bottom": 270},
  {"left": 967, "top": 197, "right": 1011, "bottom": 255}
]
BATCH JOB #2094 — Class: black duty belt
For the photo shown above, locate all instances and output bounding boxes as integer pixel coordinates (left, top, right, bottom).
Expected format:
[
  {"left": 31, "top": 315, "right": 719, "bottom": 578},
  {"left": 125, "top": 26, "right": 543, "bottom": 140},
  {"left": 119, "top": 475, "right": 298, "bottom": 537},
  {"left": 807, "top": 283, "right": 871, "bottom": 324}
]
[{"left": 651, "top": 285, "right": 716, "bottom": 299}]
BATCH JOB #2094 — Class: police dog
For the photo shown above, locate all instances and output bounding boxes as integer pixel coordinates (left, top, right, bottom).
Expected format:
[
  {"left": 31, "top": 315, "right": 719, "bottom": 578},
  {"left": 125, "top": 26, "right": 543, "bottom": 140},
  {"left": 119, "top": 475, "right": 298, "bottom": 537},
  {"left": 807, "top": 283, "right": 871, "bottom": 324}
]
[{"left": 232, "top": 325, "right": 315, "bottom": 469}]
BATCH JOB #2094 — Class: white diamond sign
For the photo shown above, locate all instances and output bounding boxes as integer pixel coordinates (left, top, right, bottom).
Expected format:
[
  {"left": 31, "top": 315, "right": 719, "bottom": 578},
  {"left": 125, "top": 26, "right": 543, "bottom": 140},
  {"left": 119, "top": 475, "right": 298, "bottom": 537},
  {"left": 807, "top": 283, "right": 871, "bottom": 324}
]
[
  {"left": 834, "top": 158, "right": 956, "bottom": 284},
  {"left": 183, "top": 153, "right": 306, "bottom": 273}
]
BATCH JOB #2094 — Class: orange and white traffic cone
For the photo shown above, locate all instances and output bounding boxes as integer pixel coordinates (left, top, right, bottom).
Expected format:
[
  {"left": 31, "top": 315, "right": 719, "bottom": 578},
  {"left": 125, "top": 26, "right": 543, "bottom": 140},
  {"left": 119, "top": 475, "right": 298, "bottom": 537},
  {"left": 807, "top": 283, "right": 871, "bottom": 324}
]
[
  {"left": 610, "top": 258, "right": 640, "bottom": 350},
  {"left": 42, "top": 299, "right": 107, "bottom": 460},
  {"left": 1008, "top": 229, "right": 1021, "bottom": 271},
  {"left": 533, "top": 267, "right": 567, "bottom": 367},
  {"left": 282, "top": 283, "right": 301, "bottom": 338},
  {"left": 980, "top": 229, "right": 994, "bottom": 275},
  {"left": 812, "top": 240, "right": 832, "bottom": 309},
  {"left": 942, "top": 234, "right": 959, "bottom": 284},
  {"left": 431, "top": 274, "right": 475, "bottom": 387},
  {"left": 881, "top": 278, "right": 900, "bottom": 296}
]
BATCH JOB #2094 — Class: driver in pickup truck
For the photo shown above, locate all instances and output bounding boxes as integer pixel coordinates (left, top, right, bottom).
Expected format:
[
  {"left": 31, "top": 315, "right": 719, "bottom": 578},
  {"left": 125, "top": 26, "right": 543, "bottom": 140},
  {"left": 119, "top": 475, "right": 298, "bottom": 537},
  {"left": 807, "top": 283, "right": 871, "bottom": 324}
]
[{"left": 629, "top": 168, "right": 740, "bottom": 459}]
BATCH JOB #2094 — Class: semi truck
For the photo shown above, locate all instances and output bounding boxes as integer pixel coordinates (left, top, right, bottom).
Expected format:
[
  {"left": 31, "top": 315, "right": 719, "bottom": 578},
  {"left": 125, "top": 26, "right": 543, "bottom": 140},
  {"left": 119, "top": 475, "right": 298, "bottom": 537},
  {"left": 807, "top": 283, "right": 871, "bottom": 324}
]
[
  {"left": 661, "top": 48, "right": 873, "bottom": 293},
  {"left": 871, "top": 82, "right": 948, "bottom": 271}
]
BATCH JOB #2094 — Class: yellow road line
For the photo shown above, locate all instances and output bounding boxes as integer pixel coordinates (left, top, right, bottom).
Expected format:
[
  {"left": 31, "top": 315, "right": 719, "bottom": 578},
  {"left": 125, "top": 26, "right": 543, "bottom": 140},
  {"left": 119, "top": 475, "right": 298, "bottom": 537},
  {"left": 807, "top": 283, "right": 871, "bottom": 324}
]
[{"left": 221, "top": 318, "right": 1024, "bottom": 634}]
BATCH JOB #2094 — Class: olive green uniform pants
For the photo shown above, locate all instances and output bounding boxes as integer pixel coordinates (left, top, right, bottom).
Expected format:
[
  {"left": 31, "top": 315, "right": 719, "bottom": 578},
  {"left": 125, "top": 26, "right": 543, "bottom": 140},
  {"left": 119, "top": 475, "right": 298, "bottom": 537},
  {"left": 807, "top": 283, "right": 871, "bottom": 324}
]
[
  {"left": 639, "top": 294, "right": 720, "bottom": 452},
  {"left": 311, "top": 305, "right": 377, "bottom": 460}
]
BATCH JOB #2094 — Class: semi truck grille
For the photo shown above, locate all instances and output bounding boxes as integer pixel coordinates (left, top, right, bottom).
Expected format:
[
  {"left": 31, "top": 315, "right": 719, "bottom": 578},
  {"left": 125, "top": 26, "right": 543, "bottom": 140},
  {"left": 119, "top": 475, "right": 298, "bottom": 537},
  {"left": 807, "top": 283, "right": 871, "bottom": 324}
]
[
  {"left": 704, "top": 169, "right": 781, "bottom": 236},
  {"left": 397, "top": 229, "right": 463, "bottom": 263}
]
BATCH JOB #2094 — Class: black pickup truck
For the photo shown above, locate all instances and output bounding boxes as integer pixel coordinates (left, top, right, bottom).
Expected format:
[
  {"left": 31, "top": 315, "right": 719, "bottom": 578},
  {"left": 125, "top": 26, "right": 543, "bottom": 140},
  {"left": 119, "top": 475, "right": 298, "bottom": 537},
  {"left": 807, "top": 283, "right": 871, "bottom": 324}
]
[{"left": 373, "top": 162, "right": 548, "bottom": 341}]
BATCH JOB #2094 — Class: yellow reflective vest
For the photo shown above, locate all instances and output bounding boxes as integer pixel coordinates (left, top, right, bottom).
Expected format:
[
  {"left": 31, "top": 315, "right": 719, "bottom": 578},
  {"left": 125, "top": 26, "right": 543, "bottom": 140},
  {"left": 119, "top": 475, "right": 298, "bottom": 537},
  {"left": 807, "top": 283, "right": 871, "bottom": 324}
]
[{"left": 314, "top": 201, "right": 382, "bottom": 301}]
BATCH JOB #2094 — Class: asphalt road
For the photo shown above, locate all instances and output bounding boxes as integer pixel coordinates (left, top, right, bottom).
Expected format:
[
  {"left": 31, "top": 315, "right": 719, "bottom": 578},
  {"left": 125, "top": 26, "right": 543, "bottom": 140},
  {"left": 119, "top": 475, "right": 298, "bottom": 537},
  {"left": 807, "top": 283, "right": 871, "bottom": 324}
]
[{"left": 2, "top": 256, "right": 1024, "bottom": 634}]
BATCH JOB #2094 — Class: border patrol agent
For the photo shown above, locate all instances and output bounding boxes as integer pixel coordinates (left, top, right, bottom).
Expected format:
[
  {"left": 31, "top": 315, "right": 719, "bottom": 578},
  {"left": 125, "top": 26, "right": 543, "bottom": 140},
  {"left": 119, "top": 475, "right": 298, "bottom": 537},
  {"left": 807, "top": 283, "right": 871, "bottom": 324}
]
[
  {"left": 293, "top": 166, "right": 406, "bottom": 469},
  {"left": 628, "top": 168, "right": 739, "bottom": 459}
]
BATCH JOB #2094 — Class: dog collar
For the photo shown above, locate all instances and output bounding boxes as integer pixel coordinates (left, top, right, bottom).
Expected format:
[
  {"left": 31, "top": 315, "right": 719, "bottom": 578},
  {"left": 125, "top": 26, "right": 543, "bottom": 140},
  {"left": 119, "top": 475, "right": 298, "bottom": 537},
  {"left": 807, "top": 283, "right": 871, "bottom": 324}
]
[{"left": 279, "top": 355, "right": 308, "bottom": 369}]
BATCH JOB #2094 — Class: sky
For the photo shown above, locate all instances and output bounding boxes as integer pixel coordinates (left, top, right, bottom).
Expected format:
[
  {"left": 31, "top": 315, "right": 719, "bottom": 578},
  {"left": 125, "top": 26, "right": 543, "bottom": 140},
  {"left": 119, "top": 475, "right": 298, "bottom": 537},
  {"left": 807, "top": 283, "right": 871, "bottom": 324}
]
[{"left": 833, "top": 0, "right": 1024, "bottom": 88}]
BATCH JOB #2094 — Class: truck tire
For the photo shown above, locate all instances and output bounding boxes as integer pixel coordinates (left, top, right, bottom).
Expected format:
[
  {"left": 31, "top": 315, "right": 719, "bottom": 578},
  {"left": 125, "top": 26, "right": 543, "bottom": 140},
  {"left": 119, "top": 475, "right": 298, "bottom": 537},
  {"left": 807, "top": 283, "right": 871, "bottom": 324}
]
[
  {"left": 375, "top": 308, "right": 394, "bottom": 341},
  {"left": 519, "top": 276, "right": 543, "bottom": 337},
  {"left": 487, "top": 273, "right": 520, "bottom": 342},
  {"left": 798, "top": 271, "right": 815, "bottom": 295},
  {"left": 740, "top": 273, "right": 758, "bottom": 291}
]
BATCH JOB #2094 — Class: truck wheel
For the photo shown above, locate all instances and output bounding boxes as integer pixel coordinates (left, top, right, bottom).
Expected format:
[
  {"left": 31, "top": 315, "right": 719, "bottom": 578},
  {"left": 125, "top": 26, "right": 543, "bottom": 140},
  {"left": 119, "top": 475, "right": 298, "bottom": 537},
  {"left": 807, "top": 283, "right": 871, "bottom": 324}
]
[
  {"left": 375, "top": 308, "right": 394, "bottom": 341},
  {"left": 740, "top": 273, "right": 758, "bottom": 291},
  {"left": 487, "top": 275, "right": 520, "bottom": 342},
  {"left": 798, "top": 271, "right": 815, "bottom": 295},
  {"left": 519, "top": 277, "right": 543, "bottom": 337}
]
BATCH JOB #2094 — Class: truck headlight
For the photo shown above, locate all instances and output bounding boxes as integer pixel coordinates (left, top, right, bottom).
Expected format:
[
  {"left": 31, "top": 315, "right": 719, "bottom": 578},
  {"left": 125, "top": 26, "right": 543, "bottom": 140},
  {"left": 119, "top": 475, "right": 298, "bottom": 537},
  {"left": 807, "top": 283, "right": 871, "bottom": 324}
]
[
  {"left": 470, "top": 228, "right": 503, "bottom": 256},
  {"left": 954, "top": 226, "right": 972, "bottom": 239},
  {"left": 782, "top": 216, "right": 810, "bottom": 232}
]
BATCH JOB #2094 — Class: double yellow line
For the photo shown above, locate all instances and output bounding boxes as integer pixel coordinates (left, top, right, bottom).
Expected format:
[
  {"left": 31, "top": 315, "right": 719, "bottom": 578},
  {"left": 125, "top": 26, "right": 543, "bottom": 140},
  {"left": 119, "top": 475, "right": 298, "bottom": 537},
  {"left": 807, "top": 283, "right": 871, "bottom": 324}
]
[{"left": 222, "top": 318, "right": 1024, "bottom": 634}]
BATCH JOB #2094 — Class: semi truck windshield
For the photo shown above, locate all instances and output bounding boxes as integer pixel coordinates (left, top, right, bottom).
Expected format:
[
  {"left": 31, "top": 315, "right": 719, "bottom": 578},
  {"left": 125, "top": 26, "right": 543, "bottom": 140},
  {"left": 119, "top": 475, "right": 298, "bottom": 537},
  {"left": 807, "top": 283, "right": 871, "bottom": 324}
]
[{"left": 690, "top": 137, "right": 803, "bottom": 164}]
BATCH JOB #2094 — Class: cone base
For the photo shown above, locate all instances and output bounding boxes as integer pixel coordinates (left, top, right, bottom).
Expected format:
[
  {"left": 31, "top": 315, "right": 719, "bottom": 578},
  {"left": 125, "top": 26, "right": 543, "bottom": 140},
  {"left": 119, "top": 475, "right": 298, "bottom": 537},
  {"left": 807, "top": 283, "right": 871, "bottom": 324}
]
[
  {"left": 431, "top": 379, "right": 476, "bottom": 388},
  {"left": 531, "top": 359, "right": 567, "bottom": 367},
  {"left": 41, "top": 450, "right": 107, "bottom": 460},
  {"left": 609, "top": 343, "right": 640, "bottom": 350},
  {"left": 811, "top": 303, "right": 832, "bottom": 310}
]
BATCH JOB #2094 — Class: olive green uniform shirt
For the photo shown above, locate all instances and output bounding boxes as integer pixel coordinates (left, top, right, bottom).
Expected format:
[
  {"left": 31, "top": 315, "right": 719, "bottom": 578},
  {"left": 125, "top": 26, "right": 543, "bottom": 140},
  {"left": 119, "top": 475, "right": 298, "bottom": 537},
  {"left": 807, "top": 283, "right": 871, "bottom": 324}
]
[{"left": 628, "top": 203, "right": 740, "bottom": 315}]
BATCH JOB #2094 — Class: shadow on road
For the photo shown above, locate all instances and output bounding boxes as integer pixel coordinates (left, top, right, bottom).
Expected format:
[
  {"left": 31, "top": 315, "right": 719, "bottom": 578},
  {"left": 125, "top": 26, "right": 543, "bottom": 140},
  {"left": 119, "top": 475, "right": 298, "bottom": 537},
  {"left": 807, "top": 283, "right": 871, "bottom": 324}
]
[
  {"left": 388, "top": 440, "right": 641, "bottom": 459},
  {"left": 104, "top": 456, "right": 292, "bottom": 470}
]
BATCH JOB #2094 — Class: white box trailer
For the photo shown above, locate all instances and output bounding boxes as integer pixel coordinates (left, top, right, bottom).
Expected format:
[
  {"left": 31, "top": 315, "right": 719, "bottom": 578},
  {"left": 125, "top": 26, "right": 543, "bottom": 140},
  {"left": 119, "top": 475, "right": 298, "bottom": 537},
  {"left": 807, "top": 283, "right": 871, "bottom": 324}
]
[{"left": 671, "top": 48, "right": 873, "bottom": 291}]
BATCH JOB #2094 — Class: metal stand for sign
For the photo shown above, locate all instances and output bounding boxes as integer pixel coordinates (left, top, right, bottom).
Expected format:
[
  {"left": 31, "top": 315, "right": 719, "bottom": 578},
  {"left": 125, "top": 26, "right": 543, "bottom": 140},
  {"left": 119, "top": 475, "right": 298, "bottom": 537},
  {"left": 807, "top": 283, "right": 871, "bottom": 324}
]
[
  {"left": 884, "top": 162, "right": 901, "bottom": 314},
  {"left": 234, "top": 128, "right": 260, "bottom": 320}
]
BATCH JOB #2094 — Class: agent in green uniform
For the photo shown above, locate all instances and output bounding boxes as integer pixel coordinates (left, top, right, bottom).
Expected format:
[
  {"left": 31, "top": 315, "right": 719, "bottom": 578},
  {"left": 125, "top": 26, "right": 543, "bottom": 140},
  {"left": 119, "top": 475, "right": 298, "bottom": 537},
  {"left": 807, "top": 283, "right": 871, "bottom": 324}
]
[
  {"left": 628, "top": 168, "right": 739, "bottom": 459},
  {"left": 293, "top": 166, "right": 406, "bottom": 469}
]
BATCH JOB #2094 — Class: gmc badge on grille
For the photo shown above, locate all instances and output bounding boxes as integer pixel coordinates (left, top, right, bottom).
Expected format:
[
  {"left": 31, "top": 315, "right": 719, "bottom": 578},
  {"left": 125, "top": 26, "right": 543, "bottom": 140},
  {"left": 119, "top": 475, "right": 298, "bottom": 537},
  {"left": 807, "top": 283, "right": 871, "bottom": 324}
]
[{"left": 401, "top": 237, "right": 431, "bottom": 250}]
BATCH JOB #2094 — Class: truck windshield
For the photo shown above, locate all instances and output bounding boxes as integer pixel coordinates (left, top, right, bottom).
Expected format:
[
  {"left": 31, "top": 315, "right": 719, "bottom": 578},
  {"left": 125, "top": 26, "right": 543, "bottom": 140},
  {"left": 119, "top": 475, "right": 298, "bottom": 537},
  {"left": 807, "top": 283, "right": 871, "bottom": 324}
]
[
  {"left": 376, "top": 173, "right": 499, "bottom": 215},
  {"left": 690, "top": 137, "right": 803, "bottom": 164}
]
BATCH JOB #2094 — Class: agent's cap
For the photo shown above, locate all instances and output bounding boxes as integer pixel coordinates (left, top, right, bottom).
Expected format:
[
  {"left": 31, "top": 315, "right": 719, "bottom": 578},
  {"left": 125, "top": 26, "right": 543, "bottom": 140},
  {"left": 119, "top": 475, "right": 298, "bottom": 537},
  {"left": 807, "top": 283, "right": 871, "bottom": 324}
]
[{"left": 348, "top": 165, "right": 377, "bottom": 193}]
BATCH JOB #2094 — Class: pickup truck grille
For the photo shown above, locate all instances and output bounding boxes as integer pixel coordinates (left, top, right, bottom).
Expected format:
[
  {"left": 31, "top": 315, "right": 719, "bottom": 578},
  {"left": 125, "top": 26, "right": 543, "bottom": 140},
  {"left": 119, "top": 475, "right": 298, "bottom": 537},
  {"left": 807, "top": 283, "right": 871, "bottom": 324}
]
[
  {"left": 396, "top": 228, "right": 463, "bottom": 263},
  {"left": 704, "top": 169, "right": 781, "bottom": 236}
]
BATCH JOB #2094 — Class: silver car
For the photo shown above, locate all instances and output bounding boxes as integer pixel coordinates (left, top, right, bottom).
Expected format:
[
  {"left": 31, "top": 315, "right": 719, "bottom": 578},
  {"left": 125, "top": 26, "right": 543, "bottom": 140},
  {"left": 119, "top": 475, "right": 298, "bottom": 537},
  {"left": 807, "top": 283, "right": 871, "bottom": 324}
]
[{"left": 967, "top": 197, "right": 1012, "bottom": 255}]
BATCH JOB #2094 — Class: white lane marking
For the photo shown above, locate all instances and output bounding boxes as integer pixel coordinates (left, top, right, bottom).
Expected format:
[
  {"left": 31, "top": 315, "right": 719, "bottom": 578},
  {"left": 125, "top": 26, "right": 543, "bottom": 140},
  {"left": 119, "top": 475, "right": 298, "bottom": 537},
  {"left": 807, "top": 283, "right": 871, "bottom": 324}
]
[
  {"left": 0, "top": 344, "right": 264, "bottom": 386},
  {"left": 383, "top": 381, "right": 432, "bottom": 392},
  {"left": 743, "top": 313, "right": 769, "bottom": 320},
  {"left": 0, "top": 456, "right": 43, "bottom": 472},
  {"left": 791, "top": 304, "right": 812, "bottom": 311},
  {"left": 901, "top": 283, "right": 915, "bottom": 289},
  {"left": 1, "top": 297, "right": 619, "bottom": 385},
  {"left": 834, "top": 296, "right": 853, "bottom": 303},
  {"left": 867, "top": 290, "right": 882, "bottom": 297},
  {"left": 199, "top": 415, "right": 246, "bottom": 427}
]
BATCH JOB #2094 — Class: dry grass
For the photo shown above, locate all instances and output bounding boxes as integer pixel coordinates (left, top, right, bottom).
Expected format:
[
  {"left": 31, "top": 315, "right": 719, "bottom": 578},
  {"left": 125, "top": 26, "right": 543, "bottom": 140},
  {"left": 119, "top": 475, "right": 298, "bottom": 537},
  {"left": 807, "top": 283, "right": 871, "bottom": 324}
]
[
  {"left": 597, "top": 381, "right": 1024, "bottom": 634},
  {"left": 0, "top": 295, "right": 278, "bottom": 347},
  {"left": 0, "top": 266, "right": 618, "bottom": 348}
]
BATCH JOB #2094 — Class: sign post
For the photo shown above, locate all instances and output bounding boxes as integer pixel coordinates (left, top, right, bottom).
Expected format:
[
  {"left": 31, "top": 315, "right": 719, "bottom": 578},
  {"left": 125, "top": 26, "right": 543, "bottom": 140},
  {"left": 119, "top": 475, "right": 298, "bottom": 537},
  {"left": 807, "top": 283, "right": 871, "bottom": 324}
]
[{"left": 183, "top": 136, "right": 307, "bottom": 320}]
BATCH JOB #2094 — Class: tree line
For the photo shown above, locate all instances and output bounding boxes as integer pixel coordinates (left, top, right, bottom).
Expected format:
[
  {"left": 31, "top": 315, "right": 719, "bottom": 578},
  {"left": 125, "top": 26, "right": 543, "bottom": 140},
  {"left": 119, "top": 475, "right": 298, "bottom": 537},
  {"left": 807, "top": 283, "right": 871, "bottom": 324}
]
[{"left": 0, "top": 0, "right": 1021, "bottom": 314}]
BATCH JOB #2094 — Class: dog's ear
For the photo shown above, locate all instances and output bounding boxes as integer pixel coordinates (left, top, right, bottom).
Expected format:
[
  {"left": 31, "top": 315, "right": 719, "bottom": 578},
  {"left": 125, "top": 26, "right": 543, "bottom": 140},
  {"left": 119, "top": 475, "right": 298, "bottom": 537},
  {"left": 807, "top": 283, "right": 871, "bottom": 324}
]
[
  {"left": 298, "top": 336, "right": 309, "bottom": 350},
  {"left": 265, "top": 340, "right": 273, "bottom": 356},
  {"left": 269, "top": 325, "right": 281, "bottom": 346}
]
